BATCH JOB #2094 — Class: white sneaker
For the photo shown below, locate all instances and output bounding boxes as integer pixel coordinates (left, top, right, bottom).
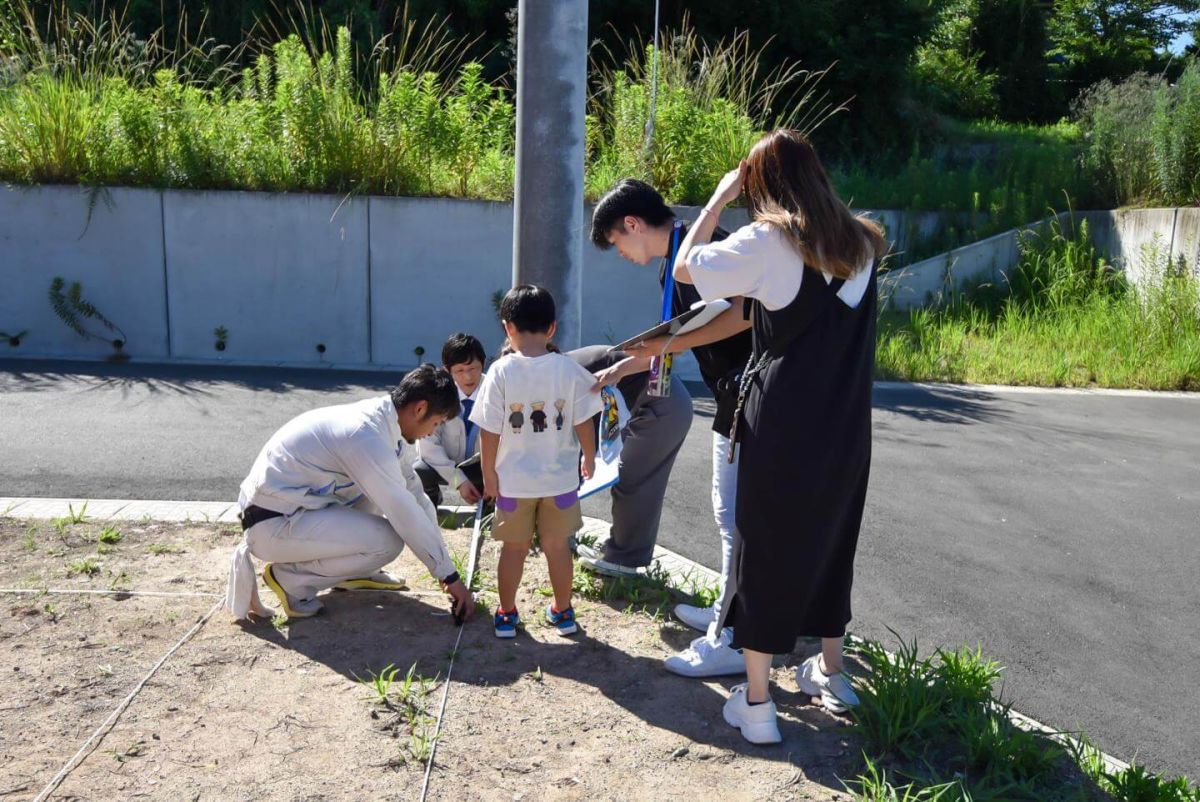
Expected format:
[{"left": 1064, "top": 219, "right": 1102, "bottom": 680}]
[
  {"left": 664, "top": 632, "right": 745, "bottom": 678},
  {"left": 796, "top": 654, "right": 860, "bottom": 714},
  {"left": 722, "top": 683, "right": 782, "bottom": 744},
  {"left": 673, "top": 603, "right": 716, "bottom": 632}
]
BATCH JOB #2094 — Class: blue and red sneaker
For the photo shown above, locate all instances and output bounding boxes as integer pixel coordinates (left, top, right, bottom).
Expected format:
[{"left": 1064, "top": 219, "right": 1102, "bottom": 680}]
[
  {"left": 545, "top": 604, "right": 578, "bottom": 636},
  {"left": 494, "top": 607, "right": 520, "bottom": 639}
]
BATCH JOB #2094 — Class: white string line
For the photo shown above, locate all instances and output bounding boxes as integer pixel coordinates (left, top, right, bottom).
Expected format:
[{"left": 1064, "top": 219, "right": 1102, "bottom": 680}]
[
  {"left": 33, "top": 599, "right": 222, "bottom": 802},
  {"left": 0, "top": 588, "right": 220, "bottom": 598},
  {"left": 419, "top": 501, "right": 485, "bottom": 802}
]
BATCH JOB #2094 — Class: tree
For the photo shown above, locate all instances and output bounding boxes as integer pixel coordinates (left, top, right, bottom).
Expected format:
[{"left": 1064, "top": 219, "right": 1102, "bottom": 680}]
[
  {"left": 1049, "top": 0, "right": 1200, "bottom": 96},
  {"left": 974, "top": 0, "right": 1058, "bottom": 121},
  {"left": 911, "top": 0, "right": 999, "bottom": 118}
]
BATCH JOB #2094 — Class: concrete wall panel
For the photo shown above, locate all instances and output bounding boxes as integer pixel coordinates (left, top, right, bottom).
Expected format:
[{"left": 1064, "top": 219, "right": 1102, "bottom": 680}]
[
  {"left": 370, "top": 198, "right": 513, "bottom": 366},
  {"left": 0, "top": 185, "right": 167, "bottom": 360},
  {"left": 163, "top": 190, "right": 369, "bottom": 365}
]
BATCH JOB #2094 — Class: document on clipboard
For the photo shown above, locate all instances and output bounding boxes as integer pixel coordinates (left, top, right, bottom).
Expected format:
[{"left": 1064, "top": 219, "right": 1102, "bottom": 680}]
[{"left": 608, "top": 299, "right": 731, "bottom": 352}]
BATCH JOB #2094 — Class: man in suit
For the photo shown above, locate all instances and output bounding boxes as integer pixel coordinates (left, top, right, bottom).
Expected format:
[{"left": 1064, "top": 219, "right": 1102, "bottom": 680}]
[{"left": 415, "top": 333, "right": 487, "bottom": 506}]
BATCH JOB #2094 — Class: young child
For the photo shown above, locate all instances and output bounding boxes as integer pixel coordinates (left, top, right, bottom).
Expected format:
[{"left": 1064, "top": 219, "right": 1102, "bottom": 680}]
[{"left": 470, "top": 285, "right": 602, "bottom": 638}]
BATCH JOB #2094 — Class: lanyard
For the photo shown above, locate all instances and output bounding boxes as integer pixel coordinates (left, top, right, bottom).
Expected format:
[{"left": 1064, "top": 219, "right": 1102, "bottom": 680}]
[{"left": 661, "top": 221, "right": 684, "bottom": 323}]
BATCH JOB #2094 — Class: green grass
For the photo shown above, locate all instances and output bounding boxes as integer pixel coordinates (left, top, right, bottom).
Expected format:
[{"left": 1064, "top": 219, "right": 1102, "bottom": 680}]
[
  {"left": 2, "top": 0, "right": 1099, "bottom": 230},
  {"left": 0, "top": 2, "right": 513, "bottom": 199},
  {"left": 877, "top": 219, "right": 1200, "bottom": 390},
  {"left": 836, "top": 120, "right": 1100, "bottom": 262},
  {"left": 845, "top": 633, "right": 1200, "bottom": 801},
  {"left": 571, "top": 561, "right": 690, "bottom": 619},
  {"left": 51, "top": 502, "right": 88, "bottom": 534},
  {"left": 67, "top": 556, "right": 101, "bottom": 576},
  {"left": 354, "top": 661, "right": 440, "bottom": 765},
  {"left": 97, "top": 525, "right": 122, "bottom": 544}
]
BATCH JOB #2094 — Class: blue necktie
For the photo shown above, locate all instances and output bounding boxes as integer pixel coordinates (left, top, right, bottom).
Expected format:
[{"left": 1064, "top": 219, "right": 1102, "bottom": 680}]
[{"left": 461, "top": 398, "right": 476, "bottom": 452}]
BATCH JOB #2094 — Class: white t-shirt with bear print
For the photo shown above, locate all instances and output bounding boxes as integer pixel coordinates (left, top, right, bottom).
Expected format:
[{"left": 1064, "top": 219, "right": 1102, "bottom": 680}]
[{"left": 469, "top": 351, "right": 604, "bottom": 498}]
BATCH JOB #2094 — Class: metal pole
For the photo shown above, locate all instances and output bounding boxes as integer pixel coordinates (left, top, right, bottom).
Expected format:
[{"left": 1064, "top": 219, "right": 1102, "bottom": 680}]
[{"left": 512, "top": 0, "right": 588, "bottom": 349}]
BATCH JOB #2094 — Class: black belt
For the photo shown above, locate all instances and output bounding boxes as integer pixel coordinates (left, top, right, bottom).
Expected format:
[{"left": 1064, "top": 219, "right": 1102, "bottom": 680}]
[{"left": 240, "top": 504, "right": 284, "bottom": 531}]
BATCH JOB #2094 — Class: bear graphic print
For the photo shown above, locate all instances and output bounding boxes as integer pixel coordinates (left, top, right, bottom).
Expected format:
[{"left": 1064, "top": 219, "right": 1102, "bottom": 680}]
[
  {"left": 469, "top": 352, "right": 603, "bottom": 498},
  {"left": 530, "top": 402, "right": 548, "bottom": 433}
]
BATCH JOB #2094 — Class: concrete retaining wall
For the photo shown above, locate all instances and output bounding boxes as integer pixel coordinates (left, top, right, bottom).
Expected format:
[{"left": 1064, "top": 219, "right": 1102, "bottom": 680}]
[
  {"left": 4, "top": 184, "right": 1193, "bottom": 372},
  {"left": 0, "top": 187, "right": 757, "bottom": 376},
  {"left": 881, "top": 208, "right": 1200, "bottom": 310},
  {"left": 163, "top": 190, "right": 370, "bottom": 365},
  {"left": 1, "top": 186, "right": 168, "bottom": 360}
]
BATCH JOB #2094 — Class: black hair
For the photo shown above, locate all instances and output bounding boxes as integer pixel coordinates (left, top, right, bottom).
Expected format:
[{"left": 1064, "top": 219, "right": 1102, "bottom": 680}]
[
  {"left": 441, "top": 332, "right": 486, "bottom": 368},
  {"left": 590, "top": 178, "right": 675, "bottom": 250},
  {"left": 390, "top": 364, "right": 460, "bottom": 420},
  {"left": 498, "top": 284, "right": 556, "bottom": 335}
]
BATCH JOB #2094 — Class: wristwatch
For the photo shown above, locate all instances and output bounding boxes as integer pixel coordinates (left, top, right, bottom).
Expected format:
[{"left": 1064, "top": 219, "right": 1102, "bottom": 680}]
[{"left": 440, "top": 571, "right": 461, "bottom": 588}]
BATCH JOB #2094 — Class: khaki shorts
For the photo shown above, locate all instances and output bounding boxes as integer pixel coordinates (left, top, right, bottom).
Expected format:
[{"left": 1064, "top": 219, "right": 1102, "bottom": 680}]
[{"left": 492, "top": 492, "right": 582, "bottom": 546}]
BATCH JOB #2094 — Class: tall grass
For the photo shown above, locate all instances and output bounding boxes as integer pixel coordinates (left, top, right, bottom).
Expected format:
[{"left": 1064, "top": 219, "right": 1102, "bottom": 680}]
[
  {"left": 0, "top": 3, "right": 842, "bottom": 203},
  {"left": 834, "top": 120, "right": 1099, "bottom": 261},
  {"left": 3, "top": 0, "right": 1181, "bottom": 233},
  {"left": 584, "top": 19, "right": 844, "bottom": 204},
  {"left": 1076, "top": 60, "right": 1200, "bottom": 207},
  {"left": 877, "top": 218, "right": 1200, "bottom": 390},
  {"left": 0, "top": 0, "right": 514, "bottom": 198}
]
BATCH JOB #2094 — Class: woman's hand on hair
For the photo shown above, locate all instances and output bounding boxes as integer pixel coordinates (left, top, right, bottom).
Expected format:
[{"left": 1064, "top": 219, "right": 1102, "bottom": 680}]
[{"left": 711, "top": 160, "right": 748, "bottom": 208}]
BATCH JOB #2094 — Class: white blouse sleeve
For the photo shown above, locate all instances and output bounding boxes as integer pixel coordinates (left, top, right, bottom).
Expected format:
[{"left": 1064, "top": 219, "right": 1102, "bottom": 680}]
[{"left": 685, "top": 221, "right": 804, "bottom": 311}]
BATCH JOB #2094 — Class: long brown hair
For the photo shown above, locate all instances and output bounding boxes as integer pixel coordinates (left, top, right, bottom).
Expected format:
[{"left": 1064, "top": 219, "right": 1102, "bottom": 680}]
[{"left": 743, "top": 129, "right": 887, "bottom": 279}]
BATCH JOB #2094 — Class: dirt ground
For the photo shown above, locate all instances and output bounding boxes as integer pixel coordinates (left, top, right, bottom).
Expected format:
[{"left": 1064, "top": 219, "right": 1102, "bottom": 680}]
[{"left": 0, "top": 516, "right": 861, "bottom": 801}]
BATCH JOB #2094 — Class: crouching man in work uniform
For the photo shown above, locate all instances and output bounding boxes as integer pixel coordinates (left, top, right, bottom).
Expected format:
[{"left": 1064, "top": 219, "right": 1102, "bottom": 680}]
[{"left": 225, "top": 364, "right": 475, "bottom": 622}]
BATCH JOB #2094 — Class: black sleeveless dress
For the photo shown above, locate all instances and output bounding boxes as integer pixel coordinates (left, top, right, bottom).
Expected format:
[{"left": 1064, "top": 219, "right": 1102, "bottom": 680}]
[{"left": 726, "top": 262, "right": 877, "bottom": 654}]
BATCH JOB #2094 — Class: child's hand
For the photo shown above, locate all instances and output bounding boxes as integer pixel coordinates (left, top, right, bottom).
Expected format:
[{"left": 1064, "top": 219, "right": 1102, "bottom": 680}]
[
  {"left": 591, "top": 364, "right": 623, "bottom": 392},
  {"left": 580, "top": 452, "right": 595, "bottom": 480},
  {"left": 483, "top": 471, "right": 500, "bottom": 501}
]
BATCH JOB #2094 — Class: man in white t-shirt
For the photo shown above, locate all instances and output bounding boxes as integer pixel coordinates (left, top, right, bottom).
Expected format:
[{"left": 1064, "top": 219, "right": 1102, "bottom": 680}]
[{"left": 225, "top": 365, "right": 474, "bottom": 623}]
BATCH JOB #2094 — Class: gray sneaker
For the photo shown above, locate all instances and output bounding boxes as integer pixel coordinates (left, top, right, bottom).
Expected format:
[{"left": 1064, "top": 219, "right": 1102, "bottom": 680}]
[
  {"left": 796, "top": 654, "right": 860, "bottom": 714},
  {"left": 575, "top": 543, "right": 643, "bottom": 577}
]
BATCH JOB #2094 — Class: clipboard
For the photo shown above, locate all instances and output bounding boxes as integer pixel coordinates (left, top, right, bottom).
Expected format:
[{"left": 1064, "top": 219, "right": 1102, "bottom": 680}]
[{"left": 608, "top": 299, "right": 731, "bottom": 352}]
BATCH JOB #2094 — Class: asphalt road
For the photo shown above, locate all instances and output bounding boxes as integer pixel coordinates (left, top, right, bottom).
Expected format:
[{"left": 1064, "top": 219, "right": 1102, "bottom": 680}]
[{"left": 2, "top": 359, "right": 1197, "bottom": 778}]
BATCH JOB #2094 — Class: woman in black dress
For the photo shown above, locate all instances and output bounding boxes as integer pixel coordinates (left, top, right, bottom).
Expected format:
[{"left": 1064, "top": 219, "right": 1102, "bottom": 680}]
[{"left": 673, "top": 129, "right": 886, "bottom": 744}]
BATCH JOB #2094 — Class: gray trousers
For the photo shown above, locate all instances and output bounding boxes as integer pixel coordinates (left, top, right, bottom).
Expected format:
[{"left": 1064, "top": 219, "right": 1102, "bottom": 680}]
[
  {"left": 602, "top": 376, "right": 693, "bottom": 567},
  {"left": 246, "top": 499, "right": 404, "bottom": 601}
]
